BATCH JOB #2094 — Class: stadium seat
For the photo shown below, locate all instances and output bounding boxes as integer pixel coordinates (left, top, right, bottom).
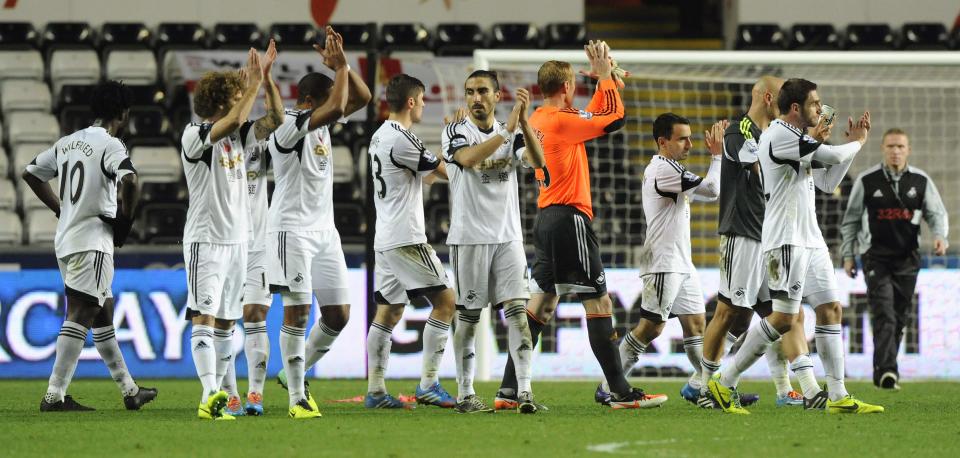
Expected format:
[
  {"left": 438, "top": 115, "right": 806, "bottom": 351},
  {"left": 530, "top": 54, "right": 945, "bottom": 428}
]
[
  {"left": 333, "top": 181, "right": 361, "bottom": 204},
  {"left": 56, "top": 84, "right": 95, "bottom": 111},
  {"left": 333, "top": 202, "right": 365, "bottom": 241},
  {"left": 0, "top": 210, "right": 22, "bottom": 244},
  {"left": 5, "top": 112, "right": 59, "bottom": 146},
  {"left": 380, "top": 23, "right": 432, "bottom": 51},
  {"left": 210, "top": 23, "right": 264, "bottom": 49},
  {"left": 332, "top": 146, "right": 355, "bottom": 183},
  {"left": 735, "top": 24, "right": 785, "bottom": 50},
  {"left": 128, "top": 84, "right": 166, "bottom": 106},
  {"left": 434, "top": 23, "right": 485, "bottom": 56},
  {"left": 129, "top": 145, "right": 182, "bottom": 183},
  {"left": 0, "top": 179, "right": 15, "bottom": 211},
  {"left": 139, "top": 203, "right": 186, "bottom": 244},
  {"left": 0, "top": 147, "right": 8, "bottom": 178},
  {"left": 428, "top": 182, "right": 449, "bottom": 203},
  {"left": 544, "top": 23, "right": 585, "bottom": 49},
  {"left": 41, "top": 22, "right": 96, "bottom": 54},
  {"left": 99, "top": 22, "right": 152, "bottom": 50},
  {"left": 58, "top": 106, "right": 96, "bottom": 136},
  {"left": 139, "top": 180, "right": 188, "bottom": 205},
  {"left": 106, "top": 50, "right": 158, "bottom": 85},
  {"left": 426, "top": 203, "right": 450, "bottom": 242},
  {"left": 0, "top": 79, "right": 52, "bottom": 113},
  {"left": 789, "top": 24, "right": 839, "bottom": 50},
  {"left": 13, "top": 143, "right": 50, "bottom": 176},
  {"left": 844, "top": 24, "right": 896, "bottom": 50},
  {"left": 0, "top": 49, "right": 44, "bottom": 80},
  {"left": 124, "top": 106, "right": 171, "bottom": 145},
  {"left": 490, "top": 23, "right": 540, "bottom": 49},
  {"left": 156, "top": 23, "right": 208, "bottom": 85},
  {"left": 900, "top": 23, "right": 949, "bottom": 50},
  {"left": 268, "top": 23, "right": 319, "bottom": 50},
  {"left": 25, "top": 208, "right": 58, "bottom": 244},
  {"left": 49, "top": 50, "right": 101, "bottom": 97},
  {"left": 329, "top": 23, "right": 373, "bottom": 50},
  {"left": 20, "top": 178, "right": 52, "bottom": 212},
  {"left": 0, "top": 22, "right": 39, "bottom": 48}
]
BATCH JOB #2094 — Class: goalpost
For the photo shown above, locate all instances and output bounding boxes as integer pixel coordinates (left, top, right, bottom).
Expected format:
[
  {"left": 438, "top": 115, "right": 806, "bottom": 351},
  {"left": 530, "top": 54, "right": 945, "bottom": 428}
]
[{"left": 456, "top": 50, "right": 960, "bottom": 381}]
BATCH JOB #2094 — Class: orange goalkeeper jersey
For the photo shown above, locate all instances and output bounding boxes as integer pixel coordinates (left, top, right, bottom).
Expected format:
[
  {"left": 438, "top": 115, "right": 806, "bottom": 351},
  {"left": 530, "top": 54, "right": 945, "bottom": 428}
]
[{"left": 529, "top": 78, "right": 625, "bottom": 220}]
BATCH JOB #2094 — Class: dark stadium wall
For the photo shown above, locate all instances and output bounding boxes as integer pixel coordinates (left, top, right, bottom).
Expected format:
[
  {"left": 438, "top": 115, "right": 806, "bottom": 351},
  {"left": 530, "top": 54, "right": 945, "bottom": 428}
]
[{"left": 0, "top": 0, "right": 583, "bottom": 28}]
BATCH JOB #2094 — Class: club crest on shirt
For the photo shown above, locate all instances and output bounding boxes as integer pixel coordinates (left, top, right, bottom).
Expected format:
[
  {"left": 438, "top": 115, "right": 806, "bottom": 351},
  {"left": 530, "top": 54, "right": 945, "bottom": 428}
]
[
  {"left": 906, "top": 186, "right": 917, "bottom": 198},
  {"left": 465, "top": 290, "right": 478, "bottom": 303}
]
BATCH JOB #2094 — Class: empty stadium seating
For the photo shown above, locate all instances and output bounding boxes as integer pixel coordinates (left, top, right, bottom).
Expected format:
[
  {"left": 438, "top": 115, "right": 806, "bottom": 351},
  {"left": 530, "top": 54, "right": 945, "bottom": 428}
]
[
  {"left": 1, "top": 79, "right": 51, "bottom": 113},
  {"left": 735, "top": 23, "right": 785, "bottom": 50},
  {"left": 789, "top": 24, "right": 839, "bottom": 50},
  {"left": 490, "top": 23, "right": 540, "bottom": 49},
  {"left": 0, "top": 210, "right": 22, "bottom": 244}
]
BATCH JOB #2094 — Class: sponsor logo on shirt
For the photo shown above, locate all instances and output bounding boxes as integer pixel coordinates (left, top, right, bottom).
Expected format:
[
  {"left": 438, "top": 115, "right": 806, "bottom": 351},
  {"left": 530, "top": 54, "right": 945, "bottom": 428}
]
[{"left": 578, "top": 110, "right": 593, "bottom": 119}]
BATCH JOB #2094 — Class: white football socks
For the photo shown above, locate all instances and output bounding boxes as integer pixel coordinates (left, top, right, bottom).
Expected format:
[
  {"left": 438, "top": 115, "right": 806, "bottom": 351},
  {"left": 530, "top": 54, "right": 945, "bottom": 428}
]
[
  {"left": 504, "top": 302, "right": 533, "bottom": 394},
  {"left": 603, "top": 332, "right": 646, "bottom": 392},
  {"left": 683, "top": 335, "right": 704, "bottom": 389},
  {"left": 700, "top": 357, "right": 721, "bottom": 394},
  {"left": 243, "top": 321, "right": 269, "bottom": 395},
  {"left": 366, "top": 322, "right": 394, "bottom": 395},
  {"left": 420, "top": 317, "right": 451, "bottom": 391},
  {"left": 765, "top": 338, "right": 794, "bottom": 397},
  {"left": 305, "top": 320, "right": 341, "bottom": 371},
  {"left": 92, "top": 325, "right": 138, "bottom": 397},
  {"left": 213, "top": 327, "right": 234, "bottom": 393},
  {"left": 45, "top": 321, "right": 88, "bottom": 403},
  {"left": 815, "top": 324, "right": 849, "bottom": 401},
  {"left": 453, "top": 310, "right": 480, "bottom": 400},
  {"left": 279, "top": 325, "right": 306, "bottom": 407},
  {"left": 790, "top": 353, "right": 822, "bottom": 399},
  {"left": 190, "top": 324, "right": 217, "bottom": 403},
  {"left": 720, "top": 318, "right": 780, "bottom": 388}
]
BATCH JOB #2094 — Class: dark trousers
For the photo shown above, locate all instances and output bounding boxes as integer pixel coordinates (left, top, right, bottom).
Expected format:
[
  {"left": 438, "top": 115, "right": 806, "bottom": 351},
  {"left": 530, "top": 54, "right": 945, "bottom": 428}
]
[{"left": 863, "top": 251, "right": 920, "bottom": 385}]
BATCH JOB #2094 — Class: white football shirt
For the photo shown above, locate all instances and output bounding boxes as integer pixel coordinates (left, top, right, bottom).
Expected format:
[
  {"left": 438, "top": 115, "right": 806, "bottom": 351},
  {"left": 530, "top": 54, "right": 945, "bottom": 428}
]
[
  {"left": 639, "top": 155, "right": 707, "bottom": 274},
  {"left": 266, "top": 108, "right": 336, "bottom": 233},
  {"left": 25, "top": 126, "right": 136, "bottom": 257},
  {"left": 244, "top": 139, "right": 269, "bottom": 251},
  {"left": 181, "top": 121, "right": 253, "bottom": 245},
  {"left": 758, "top": 119, "right": 830, "bottom": 250},
  {"left": 441, "top": 118, "right": 526, "bottom": 245},
  {"left": 368, "top": 120, "right": 441, "bottom": 251}
]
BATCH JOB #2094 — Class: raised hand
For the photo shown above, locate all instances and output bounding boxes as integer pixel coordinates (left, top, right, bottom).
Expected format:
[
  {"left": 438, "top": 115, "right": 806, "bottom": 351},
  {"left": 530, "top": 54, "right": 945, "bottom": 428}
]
[
  {"left": 811, "top": 116, "right": 832, "bottom": 143},
  {"left": 705, "top": 119, "right": 728, "bottom": 157},
  {"left": 443, "top": 107, "right": 468, "bottom": 125},
  {"left": 583, "top": 40, "right": 613, "bottom": 81},
  {"left": 243, "top": 47, "right": 263, "bottom": 87},
  {"left": 506, "top": 88, "right": 529, "bottom": 133},
  {"left": 261, "top": 39, "right": 278, "bottom": 81},
  {"left": 845, "top": 110, "right": 871, "bottom": 144},
  {"left": 313, "top": 26, "right": 347, "bottom": 71}
]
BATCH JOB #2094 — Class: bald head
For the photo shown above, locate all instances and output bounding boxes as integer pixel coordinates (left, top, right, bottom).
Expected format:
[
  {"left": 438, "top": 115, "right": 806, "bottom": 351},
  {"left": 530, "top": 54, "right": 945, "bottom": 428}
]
[{"left": 749, "top": 75, "right": 784, "bottom": 124}]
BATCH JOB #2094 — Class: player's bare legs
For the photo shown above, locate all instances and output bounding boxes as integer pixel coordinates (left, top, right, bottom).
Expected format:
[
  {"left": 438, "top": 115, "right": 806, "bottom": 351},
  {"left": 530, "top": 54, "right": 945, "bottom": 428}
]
[
  {"left": 241, "top": 303, "right": 269, "bottom": 414},
  {"left": 42, "top": 293, "right": 100, "bottom": 411},
  {"left": 91, "top": 299, "right": 157, "bottom": 410}
]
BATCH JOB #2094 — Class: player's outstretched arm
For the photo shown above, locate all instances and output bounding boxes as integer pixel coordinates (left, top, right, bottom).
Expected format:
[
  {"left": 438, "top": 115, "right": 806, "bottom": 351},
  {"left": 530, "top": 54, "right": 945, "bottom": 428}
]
[
  {"left": 810, "top": 111, "right": 870, "bottom": 165},
  {"left": 690, "top": 120, "right": 725, "bottom": 201},
  {"left": 518, "top": 89, "right": 545, "bottom": 168},
  {"left": 253, "top": 39, "right": 284, "bottom": 140},
  {"left": 558, "top": 42, "right": 625, "bottom": 145},
  {"left": 210, "top": 48, "right": 263, "bottom": 143},
  {"left": 308, "top": 30, "right": 350, "bottom": 130}
]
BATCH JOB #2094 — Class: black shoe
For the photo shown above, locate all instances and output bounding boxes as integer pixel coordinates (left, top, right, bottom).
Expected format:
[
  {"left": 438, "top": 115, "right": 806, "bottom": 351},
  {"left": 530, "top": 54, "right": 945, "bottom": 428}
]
[
  {"left": 124, "top": 386, "right": 158, "bottom": 410},
  {"left": 41, "top": 395, "right": 95, "bottom": 412},
  {"left": 804, "top": 390, "right": 829, "bottom": 410},
  {"left": 879, "top": 372, "right": 901, "bottom": 391},
  {"left": 518, "top": 391, "right": 538, "bottom": 414}
]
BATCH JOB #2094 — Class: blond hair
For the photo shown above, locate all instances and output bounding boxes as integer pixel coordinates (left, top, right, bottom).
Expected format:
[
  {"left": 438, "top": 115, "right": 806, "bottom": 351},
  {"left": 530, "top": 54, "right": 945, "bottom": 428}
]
[{"left": 538, "top": 60, "right": 573, "bottom": 97}]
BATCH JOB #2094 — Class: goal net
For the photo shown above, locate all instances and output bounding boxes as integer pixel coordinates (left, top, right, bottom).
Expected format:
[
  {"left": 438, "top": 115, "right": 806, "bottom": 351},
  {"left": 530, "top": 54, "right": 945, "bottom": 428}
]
[{"left": 433, "top": 50, "right": 960, "bottom": 380}]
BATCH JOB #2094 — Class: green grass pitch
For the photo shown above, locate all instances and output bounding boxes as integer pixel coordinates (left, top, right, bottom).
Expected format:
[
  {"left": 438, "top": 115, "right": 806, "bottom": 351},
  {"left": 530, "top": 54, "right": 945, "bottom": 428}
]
[{"left": 1, "top": 379, "right": 958, "bottom": 457}]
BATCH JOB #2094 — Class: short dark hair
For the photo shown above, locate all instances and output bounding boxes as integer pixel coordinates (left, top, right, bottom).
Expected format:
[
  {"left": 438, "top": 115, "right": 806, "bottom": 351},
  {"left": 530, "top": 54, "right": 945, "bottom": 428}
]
[
  {"left": 297, "top": 72, "right": 334, "bottom": 104},
  {"left": 90, "top": 80, "right": 133, "bottom": 122},
  {"left": 466, "top": 70, "right": 499, "bottom": 91},
  {"left": 777, "top": 78, "right": 817, "bottom": 115},
  {"left": 385, "top": 74, "right": 425, "bottom": 113},
  {"left": 652, "top": 112, "right": 690, "bottom": 142}
]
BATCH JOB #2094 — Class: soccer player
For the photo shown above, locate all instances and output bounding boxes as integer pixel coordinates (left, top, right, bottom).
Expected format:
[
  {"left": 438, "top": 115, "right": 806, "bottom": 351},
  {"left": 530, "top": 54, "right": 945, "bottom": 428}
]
[
  {"left": 496, "top": 41, "right": 655, "bottom": 409},
  {"left": 208, "top": 39, "right": 284, "bottom": 417},
  {"left": 442, "top": 71, "right": 545, "bottom": 413},
  {"left": 25, "top": 80, "right": 157, "bottom": 412},
  {"left": 182, "top": 47, "right": 273, "bottom": 420},
  {"left": 698, "top": 76, "right": 821, "bottom": 409},
  {"left": 266, "top": 27, "right": 371, "bottom": 418},
  {"left": 366, "top": 73, "right": 457, "bottom": 409},
  {"left": 594, "top": 114, "right": 723, "bottom": 407},
  {"left": 708, "top": 78, "right": 884, "bottom": 414}
]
